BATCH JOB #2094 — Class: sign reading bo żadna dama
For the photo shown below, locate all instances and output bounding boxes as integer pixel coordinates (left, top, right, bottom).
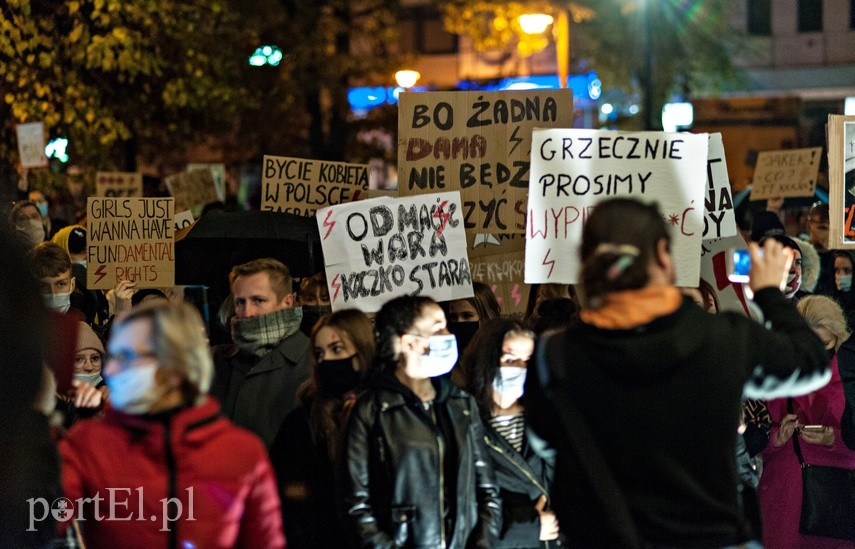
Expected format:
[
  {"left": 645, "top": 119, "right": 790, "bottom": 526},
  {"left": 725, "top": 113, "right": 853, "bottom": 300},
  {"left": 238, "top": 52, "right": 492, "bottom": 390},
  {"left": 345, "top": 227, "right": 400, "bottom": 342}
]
[
  {"left": 317, "top": 191, "right": 473, "bottom": 313},
  {"left": 397, "top": 89, "right": 573, "bottom": 234},
  {"left": 86, "top": 198, "right": 174, "bottom": 290},
  {"left": 524, "top": 128, "right": 708, "bottom": 286},
  {"left": 261, "top": 155, "right": 369, "bottom": 216}
]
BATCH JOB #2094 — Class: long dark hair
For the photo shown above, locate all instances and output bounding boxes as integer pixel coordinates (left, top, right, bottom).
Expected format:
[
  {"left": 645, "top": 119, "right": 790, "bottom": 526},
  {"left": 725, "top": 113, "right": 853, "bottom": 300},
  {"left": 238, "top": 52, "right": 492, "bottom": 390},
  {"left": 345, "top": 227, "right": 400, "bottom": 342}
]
[
  {"left": 580, "top": 198, "right": 670, "bottom": 307},
  {"left": 460, "top": 318, "right": 534, "bottom": 422},
  {"left": 373, "top": 295, "right": 438, "bottom": 374}
]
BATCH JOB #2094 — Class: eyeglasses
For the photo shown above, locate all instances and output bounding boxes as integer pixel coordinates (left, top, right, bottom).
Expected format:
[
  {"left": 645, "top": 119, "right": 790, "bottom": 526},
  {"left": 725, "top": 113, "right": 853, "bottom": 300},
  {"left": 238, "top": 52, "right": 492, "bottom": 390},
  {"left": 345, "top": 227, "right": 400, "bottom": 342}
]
[
  {"left": 73, "top": 353, "right": 102, "bottom": 369},
  {"left": 104, "top": 350, "right": 158, "bottom": 365}
]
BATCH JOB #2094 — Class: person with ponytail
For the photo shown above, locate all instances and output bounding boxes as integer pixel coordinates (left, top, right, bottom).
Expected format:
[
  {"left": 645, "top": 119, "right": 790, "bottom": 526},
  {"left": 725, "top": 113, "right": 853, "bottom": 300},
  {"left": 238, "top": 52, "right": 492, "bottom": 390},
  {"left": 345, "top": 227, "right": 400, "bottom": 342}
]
[
  {"left": 341, "top": 295, "right": 502, "bottom": 548},
  {"left": 526, "top": 197, "right": 830, "bottom": 547}
]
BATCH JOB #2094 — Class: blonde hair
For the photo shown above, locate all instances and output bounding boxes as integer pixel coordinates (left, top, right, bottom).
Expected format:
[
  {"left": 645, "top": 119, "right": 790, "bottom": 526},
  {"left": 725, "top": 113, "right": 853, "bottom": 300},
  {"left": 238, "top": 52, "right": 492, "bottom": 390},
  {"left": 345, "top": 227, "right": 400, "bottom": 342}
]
[
  {"left": 797, "top": 295, "right": 851, "bottom": 349},
  {"left": 114, "top": 301, "right": 212, "bottom": 403}
]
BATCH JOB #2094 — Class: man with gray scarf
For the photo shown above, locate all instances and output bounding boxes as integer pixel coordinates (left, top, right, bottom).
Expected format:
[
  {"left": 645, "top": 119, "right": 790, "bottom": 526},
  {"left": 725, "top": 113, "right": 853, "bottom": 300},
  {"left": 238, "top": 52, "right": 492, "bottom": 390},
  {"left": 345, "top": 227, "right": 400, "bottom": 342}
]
[{"left": 210, "top": 258, "right": 310, "bottom": 448}]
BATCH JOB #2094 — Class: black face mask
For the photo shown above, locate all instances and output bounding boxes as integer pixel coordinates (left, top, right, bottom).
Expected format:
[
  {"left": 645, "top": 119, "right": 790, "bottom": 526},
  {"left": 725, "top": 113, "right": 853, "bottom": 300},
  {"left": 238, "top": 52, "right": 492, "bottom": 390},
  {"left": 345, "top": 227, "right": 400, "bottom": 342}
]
[
  {"left": 300, "top": 305, "right": 332, "bottom": 336},
  {"left": 447, "top": 321, "right": 479, "bottom": 355},
  {"left": 316, "top": 356, "right": 360, "bottom": 398}
]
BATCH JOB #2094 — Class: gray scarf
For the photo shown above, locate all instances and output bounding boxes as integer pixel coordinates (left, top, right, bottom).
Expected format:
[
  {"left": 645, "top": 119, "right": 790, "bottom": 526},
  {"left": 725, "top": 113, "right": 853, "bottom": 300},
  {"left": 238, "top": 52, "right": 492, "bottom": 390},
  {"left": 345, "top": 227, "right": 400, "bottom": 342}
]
[{"left": 232, "top": 307, "right": 303, "bottom": 358}]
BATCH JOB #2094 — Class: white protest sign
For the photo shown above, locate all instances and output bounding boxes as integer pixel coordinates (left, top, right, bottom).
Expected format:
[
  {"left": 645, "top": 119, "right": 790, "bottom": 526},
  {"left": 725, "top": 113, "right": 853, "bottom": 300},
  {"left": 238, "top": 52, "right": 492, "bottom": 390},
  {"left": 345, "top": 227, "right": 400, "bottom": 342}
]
[
  {"left": 749, "top": 147, "right": 822, "bottom": 200},
  {"left": 86, "top": 198, "right": 175, "bottom": 290},
  {"left": 261, "top": 155, "right": 369, "bottom": 216},
  {"left": 317, "top": 191, "right": 473, "bottom": 312},
  {"left": 525, "top": 128, "right": 708, "bottom": 286},
  {"left": 173, "top": 209, "right": 195, "bottom": 232},
  {"left": 187, "top": 163, "right": 226, "bottom": 202},
  {"left": 95, "top": 172, "right": 143, "bottom": 198},
  {"left": 16, "top": 122, "right": 48, "bottom": 168},
  {"left": 704, "top": 134, "right": 737, "bottom": 240}
]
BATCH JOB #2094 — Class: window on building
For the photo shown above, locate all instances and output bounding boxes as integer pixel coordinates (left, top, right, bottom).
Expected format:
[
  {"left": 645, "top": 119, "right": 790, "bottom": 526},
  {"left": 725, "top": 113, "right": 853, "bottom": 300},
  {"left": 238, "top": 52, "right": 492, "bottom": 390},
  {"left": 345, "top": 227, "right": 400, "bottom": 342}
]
[
  {"left": 398, "top": 8, "right": 458, "bottom": 55},
  {"left": 747, "top": 0, "right": 771, "bottom": 35},
  {"left": 798, "top": 0, "right": 822, "bottom": 32}
]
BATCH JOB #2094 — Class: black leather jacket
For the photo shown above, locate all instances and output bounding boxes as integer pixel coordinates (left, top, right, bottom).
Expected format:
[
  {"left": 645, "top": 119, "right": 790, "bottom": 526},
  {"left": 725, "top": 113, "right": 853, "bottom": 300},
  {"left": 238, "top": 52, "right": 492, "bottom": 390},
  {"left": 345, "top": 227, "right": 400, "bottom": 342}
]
[{"left": 342, "top": 373, "right": 502, "bottom": 548}]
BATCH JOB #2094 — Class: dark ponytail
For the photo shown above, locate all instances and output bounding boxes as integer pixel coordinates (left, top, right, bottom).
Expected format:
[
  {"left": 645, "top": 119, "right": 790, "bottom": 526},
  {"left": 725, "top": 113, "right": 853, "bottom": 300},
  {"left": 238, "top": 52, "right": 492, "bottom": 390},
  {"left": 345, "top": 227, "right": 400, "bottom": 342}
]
[{"left": 580, "top": 199, "right": 670, "bottom": 307}]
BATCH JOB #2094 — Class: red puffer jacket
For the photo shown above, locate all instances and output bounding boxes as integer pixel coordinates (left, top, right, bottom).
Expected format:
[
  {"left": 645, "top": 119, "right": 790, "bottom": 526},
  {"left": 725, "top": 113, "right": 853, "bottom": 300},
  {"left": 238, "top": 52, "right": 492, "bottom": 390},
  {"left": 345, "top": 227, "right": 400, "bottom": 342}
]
[{"left": 59, "top": 397, "right": 285, "bottom": 549}]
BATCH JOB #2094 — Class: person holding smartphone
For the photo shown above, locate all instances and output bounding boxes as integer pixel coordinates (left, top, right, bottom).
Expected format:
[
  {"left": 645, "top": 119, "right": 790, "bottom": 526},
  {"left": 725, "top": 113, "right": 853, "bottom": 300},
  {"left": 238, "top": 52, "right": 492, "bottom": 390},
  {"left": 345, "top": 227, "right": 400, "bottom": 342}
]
[{"left": 757, "top": 295, "right": 855, "bottom": 548}]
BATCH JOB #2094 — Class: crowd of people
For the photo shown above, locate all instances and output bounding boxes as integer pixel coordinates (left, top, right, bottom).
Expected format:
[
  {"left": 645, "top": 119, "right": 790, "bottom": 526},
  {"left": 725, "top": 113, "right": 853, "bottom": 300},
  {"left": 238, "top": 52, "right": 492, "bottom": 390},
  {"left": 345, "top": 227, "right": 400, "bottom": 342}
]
[{"left": 4, "top": 189, "right": 855, "bottom": 549}]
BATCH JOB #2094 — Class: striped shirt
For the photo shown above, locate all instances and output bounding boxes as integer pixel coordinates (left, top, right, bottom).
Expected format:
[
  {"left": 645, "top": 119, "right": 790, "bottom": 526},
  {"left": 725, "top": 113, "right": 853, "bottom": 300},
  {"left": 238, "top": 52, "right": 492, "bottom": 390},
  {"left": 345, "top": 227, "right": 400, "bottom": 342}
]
[{"left": 490, "top": 413, "right": 525, "bottom": 452}]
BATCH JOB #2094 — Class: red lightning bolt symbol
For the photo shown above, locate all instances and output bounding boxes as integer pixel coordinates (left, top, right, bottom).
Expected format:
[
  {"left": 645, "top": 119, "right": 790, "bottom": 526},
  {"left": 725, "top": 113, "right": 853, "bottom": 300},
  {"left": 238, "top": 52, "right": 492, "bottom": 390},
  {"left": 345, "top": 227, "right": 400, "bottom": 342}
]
[
  {"left": 511, "top": 283, "right": 522, "bottom": 306},
  {"left": 432, "top": 200, "right": 450, "bottom": 236},
  {"left": 330, "top": 273, "right": 342, "bottom": 302},
  {"left": 322, "top": 210, "right": 336, "bottom": 240},
  {"left": 93, "top": 264, "right": 108, "bottom": 285},
  {"left": 542, "top": 249, "right": 556, "bottom": 278}
]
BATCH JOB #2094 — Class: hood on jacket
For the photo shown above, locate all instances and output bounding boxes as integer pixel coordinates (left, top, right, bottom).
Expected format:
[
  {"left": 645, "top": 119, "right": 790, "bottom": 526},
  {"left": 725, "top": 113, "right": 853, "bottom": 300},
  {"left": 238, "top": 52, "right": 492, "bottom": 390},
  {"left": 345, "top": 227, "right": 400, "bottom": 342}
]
[{"left": 793, "top": 236, "right": 820, "bottom": 292}]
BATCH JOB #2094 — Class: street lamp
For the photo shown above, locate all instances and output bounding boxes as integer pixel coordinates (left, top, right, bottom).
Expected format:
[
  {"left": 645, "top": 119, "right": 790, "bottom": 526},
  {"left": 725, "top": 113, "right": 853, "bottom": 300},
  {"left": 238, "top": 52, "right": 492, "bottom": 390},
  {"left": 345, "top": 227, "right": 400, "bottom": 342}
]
[
  {"left": 518, "top": 9, "right": 570, "bottom": 88},
  {"left": 394, "top": 70, "right": 421, "bottom": 89}
]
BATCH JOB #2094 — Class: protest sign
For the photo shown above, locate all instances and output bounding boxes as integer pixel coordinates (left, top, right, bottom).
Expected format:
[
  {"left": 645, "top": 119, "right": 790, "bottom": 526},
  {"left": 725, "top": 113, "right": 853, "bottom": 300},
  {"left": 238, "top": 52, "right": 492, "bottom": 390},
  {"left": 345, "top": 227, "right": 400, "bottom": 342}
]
[
  {"left": 187, "top": 163, "right": 226, "bottom": 202},
  {"left": 524, "top": 128, "right": 708, "bottom": 286},
  {"left": 749, "top": 147, "right": 822, "bottom": 200},
  {"left": 86, "top": 198, "right": 175, "bottom": 290},
  {"left": 699, "top": 234, "right": 752, "bottom": 316},
  {"left": 165, "top": 169, "right": 218, "bottom": 213},
  {"left": 468, "top": 233, "right": 529, "bottom": 317},
  {"left": 829, "top": 115, "right": 855, "bottom": 248},
  {"left": 174, "top": 209, "right": 195, "bottom": 232},
  {"left": 261, "top": 156, "right": 369, "bottom": 216},
  {"left": 95, "top": 172, "right": 143, "bottom": 198},
  {"left": 16, "top": 122, "right": 48, "bottom": 168},
  {"left": 397, "top": 89, "right": 573, "bottom": 234},
  {"left": 703, "top": 134, "right": 737, "bottom": 240},
  {"left": 317, "top": 191, "right": 473, "bottom": 313}
]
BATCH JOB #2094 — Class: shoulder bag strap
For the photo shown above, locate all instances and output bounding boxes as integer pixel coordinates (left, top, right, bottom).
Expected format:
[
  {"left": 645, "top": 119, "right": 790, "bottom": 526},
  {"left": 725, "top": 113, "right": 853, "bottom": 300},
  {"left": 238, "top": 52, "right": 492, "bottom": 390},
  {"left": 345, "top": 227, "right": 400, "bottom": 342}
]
[{"left": 787, "top": 398, "right": 806, "bottom": 466}]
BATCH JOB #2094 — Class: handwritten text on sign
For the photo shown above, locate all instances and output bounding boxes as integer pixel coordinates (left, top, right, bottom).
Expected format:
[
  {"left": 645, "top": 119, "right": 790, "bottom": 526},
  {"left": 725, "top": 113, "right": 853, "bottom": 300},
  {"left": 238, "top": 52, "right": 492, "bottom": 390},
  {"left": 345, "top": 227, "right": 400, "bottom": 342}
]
[
  {"left": 524, "top": 129, "right": 708, "bottom": 286},
  {"left": 86, "top": 198, "right": 175, "bottom": 290},
  {"left": 397, "top": 90, "right": 573, "bottom": 234},
  {"left": 317, "top": 192, "right": 473, "bottom": 313},
  {"left": 704, "top": 134, "right": 736, "bottom": 240},
  {"left": 96, "top": 172, "right": 143, "bottom": 198},
  {"left": 16, "top": 122, "right": 48, "bottom": 168},
  {"left": 261, "top": 155, "right": 368, "bottom": 217},
  {"left": 165, "top": 169, "right": 218, "bottom": 213},
  {"left": 750, "top": 147, "right": 823, "bottom": 200}
]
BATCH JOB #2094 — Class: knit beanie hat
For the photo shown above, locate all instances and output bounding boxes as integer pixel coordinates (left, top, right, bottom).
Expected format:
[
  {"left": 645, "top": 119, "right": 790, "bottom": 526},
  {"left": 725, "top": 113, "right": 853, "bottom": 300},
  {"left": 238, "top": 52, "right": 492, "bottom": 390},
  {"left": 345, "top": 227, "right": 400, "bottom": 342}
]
[
  {"left": 52, "top": 225, "right": 86, "bottom": 255},
  {"left": 76, "top": 321, "right": 105, "bottom": 355}
]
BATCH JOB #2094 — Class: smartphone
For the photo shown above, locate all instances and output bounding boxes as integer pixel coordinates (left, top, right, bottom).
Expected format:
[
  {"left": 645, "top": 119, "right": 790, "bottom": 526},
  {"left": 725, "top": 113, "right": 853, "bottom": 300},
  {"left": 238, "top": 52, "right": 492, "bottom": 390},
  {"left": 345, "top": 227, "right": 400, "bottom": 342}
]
[
  {"left": 801, "top": 425, "right": 825, "bottom": 432},
  {"left": 727, "top": 248, "right": 751, "bottom": 283}
]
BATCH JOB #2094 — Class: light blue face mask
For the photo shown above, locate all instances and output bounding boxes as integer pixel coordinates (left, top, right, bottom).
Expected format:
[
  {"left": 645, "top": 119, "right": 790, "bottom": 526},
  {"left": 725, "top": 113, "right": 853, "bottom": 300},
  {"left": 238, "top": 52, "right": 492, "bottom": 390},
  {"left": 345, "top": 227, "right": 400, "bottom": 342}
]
[
  {"left": 35, "top": 201, "right": 49, "bottom": 217},
  {"left": 105, "top": 365, "right": 166, "bottom": 414},
  {"left": 43, "top": 292, "right": 71, "bottom": 314},
  {"left": 74, "top": 372, "right": 102, "bottom": 386},
  {"left": 73, "top": 259, "right": 88, "bottom": 270},
  {"left": 419, "top": 334, "right": 458, "bottom": 377}
]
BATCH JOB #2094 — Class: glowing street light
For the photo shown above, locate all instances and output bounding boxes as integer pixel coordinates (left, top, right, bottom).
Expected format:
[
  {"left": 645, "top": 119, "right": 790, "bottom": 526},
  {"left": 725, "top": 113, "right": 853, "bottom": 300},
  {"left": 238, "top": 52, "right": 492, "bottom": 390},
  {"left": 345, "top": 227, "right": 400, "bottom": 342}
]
[
  {"left": 518, "top": 10, "right": 570, "bottom": 88},
  {"left": 394, "top": 70, "right": 421, "bottom": 89},
  {"left": 518, "top": 13, "right": 554, "bottom": 34}
]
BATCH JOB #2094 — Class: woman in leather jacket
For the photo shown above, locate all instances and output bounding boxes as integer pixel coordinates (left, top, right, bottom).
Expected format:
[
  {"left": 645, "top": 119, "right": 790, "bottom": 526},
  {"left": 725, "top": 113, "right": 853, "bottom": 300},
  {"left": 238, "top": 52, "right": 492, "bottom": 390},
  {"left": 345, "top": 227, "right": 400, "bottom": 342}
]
[
  {"left": 460, "top": 318, "right": 560, "bottom": 548},
  {"left": 341, "top": 295, "right": 502, "bottom": 548}
]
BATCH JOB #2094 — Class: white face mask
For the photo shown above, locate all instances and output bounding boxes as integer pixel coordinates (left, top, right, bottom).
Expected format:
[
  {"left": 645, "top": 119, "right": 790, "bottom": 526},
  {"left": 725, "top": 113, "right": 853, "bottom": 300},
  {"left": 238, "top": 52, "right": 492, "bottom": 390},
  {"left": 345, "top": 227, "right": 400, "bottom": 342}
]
[
  {"left": 16, "top": 219, "right": 45, "bottom": 247},
  {"left": 837, "top": 274, "right": 852, "bottom": 292},
  {"left": 493, "top": 367, "right": 527, "bottom": 409},
  {"left": 74, "top": 372, "right": 102, "bottom": 386},
  {"left": 43, "top": 292, "right": 71, "bottom": 314},
  {"left": 105, "top": 365, "right": 165, "bottom": 414},
  {"left": 406, "top": 334, "right": 458, "bottom": 378}
]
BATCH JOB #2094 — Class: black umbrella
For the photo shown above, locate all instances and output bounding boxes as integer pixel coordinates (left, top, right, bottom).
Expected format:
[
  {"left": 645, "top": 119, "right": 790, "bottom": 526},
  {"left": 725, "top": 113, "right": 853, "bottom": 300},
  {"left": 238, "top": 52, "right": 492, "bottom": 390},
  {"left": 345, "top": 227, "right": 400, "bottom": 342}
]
[{"left": 175, "top": 210, "right": 324, "bottom": 296}]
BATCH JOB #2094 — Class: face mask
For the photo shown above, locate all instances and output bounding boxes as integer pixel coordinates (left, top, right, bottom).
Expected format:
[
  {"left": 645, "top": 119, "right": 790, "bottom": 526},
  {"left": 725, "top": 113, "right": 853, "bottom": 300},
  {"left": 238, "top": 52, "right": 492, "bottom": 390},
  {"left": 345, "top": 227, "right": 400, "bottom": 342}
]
[
  {"left": 300, "top": 305, "right": 332, "bottom": 336},
  {"left": 16, "top": 219, "right": 45, "bottom": 246},
  {"left": 416, "top": 335, "right": 458, "bottom": 378},
  {"left": 447, "top": 321, "right": 479, "bottom": 354},
  {"left": 784, "top": 272, "right": 800, "bottom": 298},
  {"left": 35, "top": 201, "right": 49, "bottom": 217},
  {"left": 492, "top": 367, "right": 527, "bottom": 409},
  {"left": 837, "top": 274, "right": 852, "bottom": 292},
  {"left": 73, "top": 259, "right": 88, "bottom": 270},
  {"left": 44, "top": 292, "right": 71, "bottom": 314},
  {"left": 74, "top": 372, "right": 102, "bottom": 386},
  {"left": 316, "top": 356, "right": 360, "bottom": 398},
  {"left": 106, "top": 365, "right": 166, "bottom": 414}
]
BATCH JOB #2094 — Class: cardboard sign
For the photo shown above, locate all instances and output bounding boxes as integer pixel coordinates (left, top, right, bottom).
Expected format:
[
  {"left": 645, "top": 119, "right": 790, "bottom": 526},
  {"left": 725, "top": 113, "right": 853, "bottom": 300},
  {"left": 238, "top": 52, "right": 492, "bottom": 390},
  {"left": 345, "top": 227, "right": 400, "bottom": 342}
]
[
  {"left": 524, "top": 128, "right": 708, "bottom": 286},
  {"left": 95, "top": 172, "right": 143, "bottom": 198},
  {"left": 165, "top": 169, "right": 218, "bottom": 213},
  {"left": 468, "top": 233, "right": 530, "bottom": 317},
  {"left": 397, "top": 89, "right": 574, "bottom": 234},
  {"left": 699, "top": 234, "right": 751, "bottom": 316},
  {"left": 86, "top": 198, "right": 175, "bottom": 290},
  {"left": 173, "top": 209, "right": 195, "bottom": 232},
  {"left": 749, "top": 147, "right": 822, "bottom": 200},
  {"left": 16, "top": 122, "right": 48, "bottom": 168},
  {"left": 829, "top": 116, "right": 855, "bottom": 248},
  {"left": 261, "top": 156, "right": 369, "bottom": 216},
  {"left": 703, "top": 134, "right": 737, "bottom": 240},
  {"left": 317, "top": 191, "right": 473, "bottom": 313},
  {"left": 187, "top": 163, "right": 226, "bottom": 202}
]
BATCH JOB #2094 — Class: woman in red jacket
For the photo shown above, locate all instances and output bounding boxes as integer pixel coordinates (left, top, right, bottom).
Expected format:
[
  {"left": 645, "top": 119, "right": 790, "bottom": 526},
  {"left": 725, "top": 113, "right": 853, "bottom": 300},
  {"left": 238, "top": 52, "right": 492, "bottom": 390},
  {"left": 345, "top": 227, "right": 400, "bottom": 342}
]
[{"left": 60, "top": 301, "right": 285, "bottom": 549}]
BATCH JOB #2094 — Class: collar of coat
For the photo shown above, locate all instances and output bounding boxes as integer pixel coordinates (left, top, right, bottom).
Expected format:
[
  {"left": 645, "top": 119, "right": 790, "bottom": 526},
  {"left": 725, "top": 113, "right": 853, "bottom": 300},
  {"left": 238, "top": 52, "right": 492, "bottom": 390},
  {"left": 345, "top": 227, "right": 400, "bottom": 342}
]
[{"left": 579, "top": 286, "right": 682, "bottom": 330}]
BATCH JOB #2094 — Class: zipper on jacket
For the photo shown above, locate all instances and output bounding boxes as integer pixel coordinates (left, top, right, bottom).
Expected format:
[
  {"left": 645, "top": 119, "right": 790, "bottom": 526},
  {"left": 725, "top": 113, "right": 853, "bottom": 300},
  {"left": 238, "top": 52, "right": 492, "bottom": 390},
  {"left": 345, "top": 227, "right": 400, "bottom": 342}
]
[
  {"left": 164, "top": 421, "right": 178, "bottom": 549},
  {"left": 484, "top": 435, "right": 549, "bottom": 504},
  {"left": 428, "top": 403, "right": 446, "bottom": 547}
]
